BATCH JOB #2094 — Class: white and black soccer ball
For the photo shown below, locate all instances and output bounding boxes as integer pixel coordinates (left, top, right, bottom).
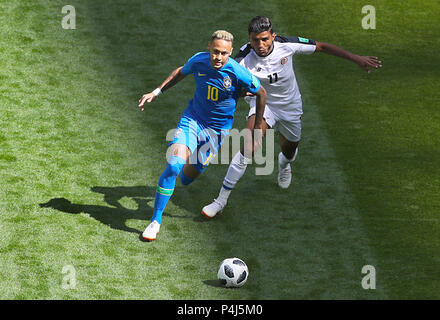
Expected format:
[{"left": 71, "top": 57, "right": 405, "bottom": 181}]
[{"left": 217, "top": 257, "right": 248, "bottom": 288}]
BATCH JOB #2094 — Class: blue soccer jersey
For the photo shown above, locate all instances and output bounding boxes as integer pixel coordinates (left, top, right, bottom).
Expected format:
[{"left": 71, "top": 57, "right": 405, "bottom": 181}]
[{"left": 181, "top": 52, "right": 260, "bottom": 130}]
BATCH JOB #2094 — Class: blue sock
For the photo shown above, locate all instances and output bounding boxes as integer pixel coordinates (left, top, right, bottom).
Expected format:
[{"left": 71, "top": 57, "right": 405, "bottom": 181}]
[
  {"left": 151, "top": 156, "right": 186, "bottom": 224},
  {"left": 180, "top": 170, "right": 194, "bottom": 186}
]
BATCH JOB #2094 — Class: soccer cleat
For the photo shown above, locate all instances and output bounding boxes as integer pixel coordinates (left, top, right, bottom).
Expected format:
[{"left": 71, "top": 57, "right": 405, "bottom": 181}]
[
  {"left": 278, "top": 156, "right": 292, "bottom": 189},
  {"left": 202, "top": 199, "right": 225, "bottom": 218},
  {"left": 142, "top": 220, "right": 161, "bottom": 241}
]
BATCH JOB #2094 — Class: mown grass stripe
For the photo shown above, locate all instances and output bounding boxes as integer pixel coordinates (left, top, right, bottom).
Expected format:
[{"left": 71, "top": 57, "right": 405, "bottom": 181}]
[{"left": 275, "top": 0, "right": 440, "bottom": 299}]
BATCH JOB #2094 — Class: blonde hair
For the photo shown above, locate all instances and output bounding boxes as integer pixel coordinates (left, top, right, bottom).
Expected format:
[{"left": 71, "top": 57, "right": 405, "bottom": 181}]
[{"left": 211, "top": 30, "right": 234, "bottom": 43}]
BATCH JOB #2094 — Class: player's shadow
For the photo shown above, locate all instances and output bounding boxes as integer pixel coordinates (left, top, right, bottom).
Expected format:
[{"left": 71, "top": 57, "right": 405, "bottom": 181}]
[{"left": 39, "top": 185, "right": 190, "bottom": 239}]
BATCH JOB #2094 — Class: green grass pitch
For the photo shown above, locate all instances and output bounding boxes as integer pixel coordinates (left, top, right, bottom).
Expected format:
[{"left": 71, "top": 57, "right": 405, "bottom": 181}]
[{"left": 0, "top": 0, "right": 438, "bottom": 299}]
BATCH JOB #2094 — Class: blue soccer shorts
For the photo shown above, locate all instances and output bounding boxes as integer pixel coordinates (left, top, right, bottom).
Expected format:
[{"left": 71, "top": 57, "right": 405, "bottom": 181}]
[{"left": 169, "top": 113, "right": 229, "bottom": 173}]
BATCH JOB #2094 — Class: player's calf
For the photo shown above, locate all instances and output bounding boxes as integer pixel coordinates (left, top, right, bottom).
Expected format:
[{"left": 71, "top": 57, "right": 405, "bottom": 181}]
[{"left": 179, "top": 171, "right": 194, "bottom": 185}]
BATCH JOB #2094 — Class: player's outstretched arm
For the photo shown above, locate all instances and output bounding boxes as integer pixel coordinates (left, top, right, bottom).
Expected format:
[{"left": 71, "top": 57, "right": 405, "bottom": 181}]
[
  {"left": 138, "top": 66, "right": 186, "bottom": 111},
  {"left": 315, "top": 41, "right": 382, "bottom": 73}
]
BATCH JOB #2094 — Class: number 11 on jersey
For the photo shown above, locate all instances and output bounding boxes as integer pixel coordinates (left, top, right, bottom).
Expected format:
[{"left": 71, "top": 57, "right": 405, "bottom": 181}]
[{"left": 268, "top": 73, "right": 278, "bottom": 84}]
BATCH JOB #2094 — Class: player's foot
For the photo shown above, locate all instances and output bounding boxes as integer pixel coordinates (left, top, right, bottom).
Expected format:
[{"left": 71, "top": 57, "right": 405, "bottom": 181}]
[
  {"left": 142, "top": 220, "right": 161, "bottom": 241},
  {"left": 278, "top": 154, "right": 292, "bottom": 189},
  {"left": 202, "top": 199, "right": 225, "bottom": 218}
]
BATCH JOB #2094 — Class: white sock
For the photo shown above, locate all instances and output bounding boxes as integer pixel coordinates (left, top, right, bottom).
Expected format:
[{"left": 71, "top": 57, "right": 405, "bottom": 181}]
[
  {"left": 217, "top": 187, "right": 231, "bottom": 205},
  {"left": 217, "top": 151, "right": 251, "bottom": 204},
  {"left": 279, "top": 148, "right": 298, "bottom": 169}
]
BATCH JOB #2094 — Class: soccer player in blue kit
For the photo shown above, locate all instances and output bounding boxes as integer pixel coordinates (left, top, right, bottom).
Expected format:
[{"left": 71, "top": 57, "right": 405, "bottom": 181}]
[{"left": 138, "top": 30, "right": 266, "bottom": 241}]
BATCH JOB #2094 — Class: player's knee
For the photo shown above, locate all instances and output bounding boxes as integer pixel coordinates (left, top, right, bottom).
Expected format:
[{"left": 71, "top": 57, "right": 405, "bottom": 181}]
[
  {"left": 169, "top": 164, "right": 182, "bottom": 177},
  {"left": 232, "top": 151, "right": 251, "bottom": 168},
  {"left": 166, "top": 156, "right": 186, "bottom": 177}
]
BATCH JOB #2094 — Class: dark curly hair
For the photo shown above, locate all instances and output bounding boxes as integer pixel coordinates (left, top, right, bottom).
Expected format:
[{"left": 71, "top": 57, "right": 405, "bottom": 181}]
[{"left": 248, "top": 16, "right": 274, "bottom": 34}]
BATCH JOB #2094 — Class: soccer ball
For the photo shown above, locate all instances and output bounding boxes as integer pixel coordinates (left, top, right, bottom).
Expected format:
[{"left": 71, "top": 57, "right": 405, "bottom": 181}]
[{"left": 217, "top": 257, "right": 249, "bottom": 288}]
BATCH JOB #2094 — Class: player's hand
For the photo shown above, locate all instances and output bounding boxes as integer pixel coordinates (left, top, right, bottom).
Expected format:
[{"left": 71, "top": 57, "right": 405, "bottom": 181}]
[
  {"left": 138, "top": 93, "right": 157, "bottom": 111},
  {"left": 354, "top": 55, "right": 382, "bottom": 73},
  {"left": 240, "top": 88, "right": 256, "bottom": 97}
]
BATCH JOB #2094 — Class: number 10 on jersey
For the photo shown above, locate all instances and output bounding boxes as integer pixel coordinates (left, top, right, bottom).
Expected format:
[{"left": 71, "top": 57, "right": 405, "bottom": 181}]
[{"left": 207, "top": 85, "right": 219, "bottom": 101}]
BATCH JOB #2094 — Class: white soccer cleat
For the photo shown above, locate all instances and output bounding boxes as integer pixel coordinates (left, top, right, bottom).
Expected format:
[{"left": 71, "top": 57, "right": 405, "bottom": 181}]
[
  {"left": 202, "top": 199, "right": 225, "bottom": 218},
  {"left": 278, "top": 156, "right": 292, "bottom": 189},
  {"left": 142, "top": 220, "right": 161, "bottom": 241}
]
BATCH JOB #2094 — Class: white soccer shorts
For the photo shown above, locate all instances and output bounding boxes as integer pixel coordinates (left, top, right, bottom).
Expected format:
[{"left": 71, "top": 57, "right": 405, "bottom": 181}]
[{"left": 247, "top": 105, "right": 302, "bottom": 143}]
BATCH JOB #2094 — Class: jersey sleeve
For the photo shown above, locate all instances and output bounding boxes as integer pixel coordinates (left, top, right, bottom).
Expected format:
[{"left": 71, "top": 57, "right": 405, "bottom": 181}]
[
  {"left": 276, "top": 35, "right": 316, "bottom": 55},
  {"left": 237, "top": 66, "right": 260, "bottom": 94},
  {"left": 234, "top": 43, "right": 252, "bottom": 64},
  {"left": 181, "top": 52, "right": 204, "bottom": 75}
]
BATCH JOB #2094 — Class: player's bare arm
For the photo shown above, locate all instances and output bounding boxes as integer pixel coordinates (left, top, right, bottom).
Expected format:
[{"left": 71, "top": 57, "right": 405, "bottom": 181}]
[
  {"left": 315, "top": 41, "right": 382, "bottom": 73},
  {"left": 237, "top": 85, "right": 267, "bottom": 158},
  {"left": 253, "top": 86, "right": 266, "bottom": 130},
  {"left": 138, "top": 66, "right": 186, "bottom": 110}
]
